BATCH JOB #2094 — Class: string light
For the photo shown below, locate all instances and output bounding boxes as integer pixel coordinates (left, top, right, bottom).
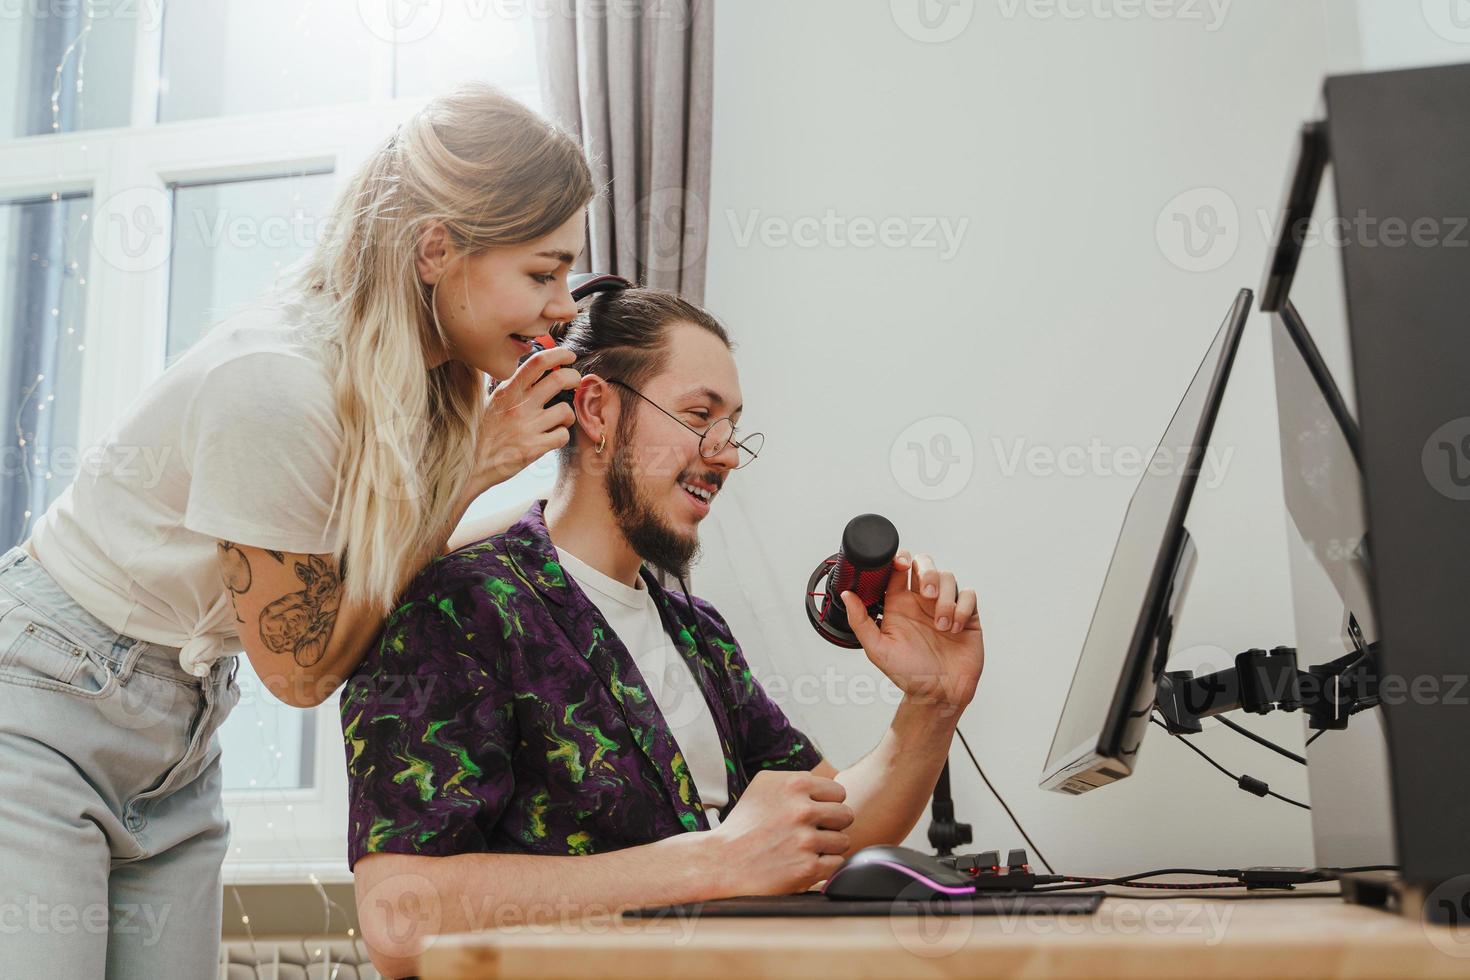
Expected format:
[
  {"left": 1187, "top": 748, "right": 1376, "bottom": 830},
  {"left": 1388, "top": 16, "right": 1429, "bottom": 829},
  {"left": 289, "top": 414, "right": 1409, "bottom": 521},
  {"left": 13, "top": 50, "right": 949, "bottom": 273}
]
[
  {"left": 223, "top": 663, "right": 358, "bottom": 974},
  {"left": 49, "top": 0, "right": 96, "bottom": 133}
]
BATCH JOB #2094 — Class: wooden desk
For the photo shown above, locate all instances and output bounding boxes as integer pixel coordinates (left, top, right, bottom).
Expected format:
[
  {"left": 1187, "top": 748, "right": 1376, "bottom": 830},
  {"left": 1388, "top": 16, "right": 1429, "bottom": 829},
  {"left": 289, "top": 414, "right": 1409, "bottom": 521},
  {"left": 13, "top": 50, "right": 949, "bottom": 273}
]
[{"left": 419, "top": 882, "right": 1470, "bottom": 979}]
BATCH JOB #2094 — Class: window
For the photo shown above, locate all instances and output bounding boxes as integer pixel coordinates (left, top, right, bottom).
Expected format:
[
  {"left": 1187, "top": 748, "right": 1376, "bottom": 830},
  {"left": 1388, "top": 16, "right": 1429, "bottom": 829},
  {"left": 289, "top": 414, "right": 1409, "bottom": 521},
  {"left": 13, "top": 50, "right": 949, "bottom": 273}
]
[
  {"left": 0, "top": 3, "right": 136, "bottom": 140},
  {"left": 157, "top": 0, "right": 381, "bottom": 123},
  {"left": 1, "top": 1, "right": 543, "bottom": 884},
  {"left": 1, "top": 193, "right": 91, "bottom": 541},
  {"left": 166, "top": 170, "right": 336, "bottom": 361}
]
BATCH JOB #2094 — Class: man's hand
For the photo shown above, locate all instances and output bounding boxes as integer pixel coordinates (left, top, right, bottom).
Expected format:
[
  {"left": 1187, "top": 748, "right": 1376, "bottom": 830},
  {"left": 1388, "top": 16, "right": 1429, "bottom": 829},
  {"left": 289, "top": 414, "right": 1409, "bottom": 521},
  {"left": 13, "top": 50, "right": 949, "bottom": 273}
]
[
  {"left": 839, "top": 549, "right": 984, "bottom": 712},
  {"left": 708, "top": 770, "right": 855, "bottom": 895}
]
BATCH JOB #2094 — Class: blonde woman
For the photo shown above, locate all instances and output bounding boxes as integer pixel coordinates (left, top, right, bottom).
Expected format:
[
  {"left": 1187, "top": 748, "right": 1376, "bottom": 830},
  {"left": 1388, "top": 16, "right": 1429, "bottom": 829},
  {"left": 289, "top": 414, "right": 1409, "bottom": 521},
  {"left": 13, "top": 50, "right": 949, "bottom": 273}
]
[{"left": 0, "top": 85, "right": 592, "bottom": 978}]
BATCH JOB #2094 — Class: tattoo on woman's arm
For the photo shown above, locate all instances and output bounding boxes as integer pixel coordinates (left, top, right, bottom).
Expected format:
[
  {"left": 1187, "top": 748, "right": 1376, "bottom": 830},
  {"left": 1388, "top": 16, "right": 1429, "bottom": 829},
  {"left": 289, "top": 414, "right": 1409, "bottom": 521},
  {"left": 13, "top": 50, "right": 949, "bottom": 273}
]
[
  {"left": 259, "top": 555, "right": 341, "bottom": 668},
  {"left": 219, "top": 542, "right": 340, "bottom": 667},
  {"left": 218, "top": 541, "right": 251, "bottom": 624}
]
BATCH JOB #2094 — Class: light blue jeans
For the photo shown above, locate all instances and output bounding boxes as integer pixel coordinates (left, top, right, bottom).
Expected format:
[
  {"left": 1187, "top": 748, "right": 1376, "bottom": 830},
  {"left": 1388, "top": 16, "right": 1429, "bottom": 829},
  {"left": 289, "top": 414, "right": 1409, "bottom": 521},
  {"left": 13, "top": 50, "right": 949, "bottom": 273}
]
[{"left": 0, "top": 545, "right": 240, "bottom": 978}]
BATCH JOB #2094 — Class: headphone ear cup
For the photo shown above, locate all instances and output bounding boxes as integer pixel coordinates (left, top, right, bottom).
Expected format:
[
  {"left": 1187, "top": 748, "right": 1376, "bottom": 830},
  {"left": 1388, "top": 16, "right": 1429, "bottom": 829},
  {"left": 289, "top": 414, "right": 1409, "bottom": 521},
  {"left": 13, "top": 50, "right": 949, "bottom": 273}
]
[{"left": 569, "top": 272, "right": 633, "bottom": 302}]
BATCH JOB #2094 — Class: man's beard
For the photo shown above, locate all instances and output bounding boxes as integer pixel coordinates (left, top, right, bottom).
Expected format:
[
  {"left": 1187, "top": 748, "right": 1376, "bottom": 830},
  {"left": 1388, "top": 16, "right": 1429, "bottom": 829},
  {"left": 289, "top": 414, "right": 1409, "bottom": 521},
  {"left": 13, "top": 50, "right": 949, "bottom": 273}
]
[{"left": 605, "top": 427, "right": 703, "bottom": 580}]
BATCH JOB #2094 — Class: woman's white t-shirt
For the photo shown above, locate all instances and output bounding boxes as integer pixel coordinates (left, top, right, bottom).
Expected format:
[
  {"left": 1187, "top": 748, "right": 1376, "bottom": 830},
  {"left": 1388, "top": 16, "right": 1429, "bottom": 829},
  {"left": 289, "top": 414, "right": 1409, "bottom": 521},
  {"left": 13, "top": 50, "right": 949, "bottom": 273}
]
[{"left": 29, "top": 287, "right": 343, "bottom": 677}]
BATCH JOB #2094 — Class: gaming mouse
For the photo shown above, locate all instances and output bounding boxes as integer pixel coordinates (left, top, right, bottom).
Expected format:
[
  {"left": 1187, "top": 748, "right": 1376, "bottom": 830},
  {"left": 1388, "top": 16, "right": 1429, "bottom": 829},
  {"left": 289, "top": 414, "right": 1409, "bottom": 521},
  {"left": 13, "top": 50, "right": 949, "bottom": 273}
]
[{"left": 822, "top": 845, "right": 978, "bottom": 901}]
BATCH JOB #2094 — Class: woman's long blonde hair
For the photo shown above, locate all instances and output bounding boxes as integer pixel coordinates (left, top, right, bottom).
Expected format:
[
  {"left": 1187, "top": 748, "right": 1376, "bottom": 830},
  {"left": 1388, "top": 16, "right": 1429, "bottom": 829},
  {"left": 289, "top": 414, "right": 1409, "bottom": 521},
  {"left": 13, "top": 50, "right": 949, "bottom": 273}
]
[{"left": 287, "top": 83, "right": 593, "bottom": 614}]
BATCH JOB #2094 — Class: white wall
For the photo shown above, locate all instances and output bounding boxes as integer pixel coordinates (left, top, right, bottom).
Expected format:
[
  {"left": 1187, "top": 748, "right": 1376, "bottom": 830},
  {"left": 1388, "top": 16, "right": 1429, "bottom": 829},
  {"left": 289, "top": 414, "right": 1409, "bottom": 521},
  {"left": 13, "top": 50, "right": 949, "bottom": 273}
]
[
  {"left": 1355, "top": 0, "right": 1470, "bottom": 71},
  {"left": 693, "top": 0, "right": 1393, "bottom": 875}
]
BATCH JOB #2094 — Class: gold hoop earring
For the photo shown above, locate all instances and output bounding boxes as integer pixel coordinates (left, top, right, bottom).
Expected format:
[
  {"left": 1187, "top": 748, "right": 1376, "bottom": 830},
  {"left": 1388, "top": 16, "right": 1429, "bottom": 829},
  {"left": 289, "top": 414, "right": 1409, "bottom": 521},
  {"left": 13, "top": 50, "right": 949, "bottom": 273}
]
[{"left": 596, "top": 434, "right": 606, "bottom": 454}]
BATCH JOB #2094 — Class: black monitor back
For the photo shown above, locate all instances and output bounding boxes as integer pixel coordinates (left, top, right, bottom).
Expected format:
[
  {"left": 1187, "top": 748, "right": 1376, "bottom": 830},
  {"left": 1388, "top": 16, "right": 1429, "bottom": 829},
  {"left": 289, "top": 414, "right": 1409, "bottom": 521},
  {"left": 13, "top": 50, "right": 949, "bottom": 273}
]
[{"left": 1325, "top": 63, "right": 1470, "bottom": 904}]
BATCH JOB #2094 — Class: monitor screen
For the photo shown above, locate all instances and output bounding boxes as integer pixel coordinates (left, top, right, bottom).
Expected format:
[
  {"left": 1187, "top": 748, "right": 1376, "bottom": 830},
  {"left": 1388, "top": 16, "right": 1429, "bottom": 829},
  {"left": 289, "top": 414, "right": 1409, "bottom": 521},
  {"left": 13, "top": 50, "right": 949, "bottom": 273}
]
[
  {"left": 1041, "top": 289, "right": 1250, "bottom": 794},
  {"left": 1270, "top": 163, "right": 1392, "bottom": 867}
]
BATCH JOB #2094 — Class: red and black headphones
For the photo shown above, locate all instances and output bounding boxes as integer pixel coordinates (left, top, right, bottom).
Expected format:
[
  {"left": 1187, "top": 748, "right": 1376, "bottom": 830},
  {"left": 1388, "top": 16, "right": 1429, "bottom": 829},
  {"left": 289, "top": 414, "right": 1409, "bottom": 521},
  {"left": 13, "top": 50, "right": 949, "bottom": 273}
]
[
  {"left": 569, "top": 271, "right": 632, "bottom": 304},
  {"left": 517, "top": 272, "right": 633, "bottom": 409}
]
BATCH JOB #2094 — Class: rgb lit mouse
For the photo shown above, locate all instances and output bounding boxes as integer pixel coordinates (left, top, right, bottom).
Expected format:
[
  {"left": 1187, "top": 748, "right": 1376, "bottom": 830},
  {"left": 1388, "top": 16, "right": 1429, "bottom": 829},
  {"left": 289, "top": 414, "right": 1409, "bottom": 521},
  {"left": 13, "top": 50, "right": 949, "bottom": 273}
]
[{"left": 822, "top": 845, "right": 977, "bottom": 901}]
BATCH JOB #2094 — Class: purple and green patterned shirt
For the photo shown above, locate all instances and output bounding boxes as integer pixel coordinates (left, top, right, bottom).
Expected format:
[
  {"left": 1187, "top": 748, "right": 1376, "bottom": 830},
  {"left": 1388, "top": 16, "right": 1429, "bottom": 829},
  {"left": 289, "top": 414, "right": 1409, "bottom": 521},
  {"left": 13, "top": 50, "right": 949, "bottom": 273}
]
[{"left": 340, "top": 501, "right": 823, "bottom": 868}]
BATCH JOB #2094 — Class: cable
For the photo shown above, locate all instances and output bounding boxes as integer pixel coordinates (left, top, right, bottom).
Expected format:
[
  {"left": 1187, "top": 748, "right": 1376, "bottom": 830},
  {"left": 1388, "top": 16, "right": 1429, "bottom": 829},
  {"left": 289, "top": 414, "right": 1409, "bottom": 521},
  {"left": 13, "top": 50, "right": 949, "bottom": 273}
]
[
  {"left": 1151, "top": 717, "right": 1311, "bottom": 811},
  {"left": 1305, "top": 729, "right": 1327, "bottom": 747},
  {"left": 1032, "top": 868, "right": 1242, "bottom": 893},
  {"left": 1327, "top": 864, "right": 1397, "bottom": 874},
  {"left": 1058, "top": 877, "right": 1241, "bottom": 891},
  {"left": 1214, "top": 715, "right": 1307, "bottom": 765},
  {"left": 1034, "top": 863, "right": 1398, "bottom": 894},
  {"left": 954, "top": 727, "right": 1055, "bottom": 875}
]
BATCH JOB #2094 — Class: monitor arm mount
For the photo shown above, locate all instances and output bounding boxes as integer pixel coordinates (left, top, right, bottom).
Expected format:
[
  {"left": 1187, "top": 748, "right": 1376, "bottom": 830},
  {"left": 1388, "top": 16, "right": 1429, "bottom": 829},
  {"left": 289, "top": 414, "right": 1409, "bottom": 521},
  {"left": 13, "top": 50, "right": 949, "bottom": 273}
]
[{"left": 1155, "top": 614, "right": 1380, "bottom": 733}]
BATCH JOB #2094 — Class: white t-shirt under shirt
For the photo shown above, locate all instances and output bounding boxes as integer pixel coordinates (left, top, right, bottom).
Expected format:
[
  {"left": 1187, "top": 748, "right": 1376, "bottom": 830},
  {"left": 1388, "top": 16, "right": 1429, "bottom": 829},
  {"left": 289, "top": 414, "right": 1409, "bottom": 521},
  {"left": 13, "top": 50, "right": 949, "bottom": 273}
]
[
  {"left": 555, "top": 548, "right": 731, "bottom": 826},
  {"left": 28, "top": 285, "right": 343, "bottom": 676}
]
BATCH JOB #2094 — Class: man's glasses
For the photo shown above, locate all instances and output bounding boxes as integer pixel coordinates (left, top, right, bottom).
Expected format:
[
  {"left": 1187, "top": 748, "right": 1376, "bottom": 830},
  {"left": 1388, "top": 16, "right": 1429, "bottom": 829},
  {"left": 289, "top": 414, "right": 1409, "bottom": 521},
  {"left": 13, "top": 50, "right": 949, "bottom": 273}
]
[{"left": 608, "top": 379, "right": 763, "bottom": 469}]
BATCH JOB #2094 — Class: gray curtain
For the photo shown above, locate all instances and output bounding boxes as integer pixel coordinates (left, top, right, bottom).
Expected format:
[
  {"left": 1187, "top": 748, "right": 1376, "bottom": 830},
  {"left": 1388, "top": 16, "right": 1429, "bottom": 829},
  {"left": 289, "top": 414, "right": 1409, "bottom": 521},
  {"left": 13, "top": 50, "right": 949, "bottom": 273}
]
[
  {"left": 2, "top": 8, "right": 82, "bottom": 549},
  {"left": 535, "top": 0, "right": 714, "bottom": 302}
]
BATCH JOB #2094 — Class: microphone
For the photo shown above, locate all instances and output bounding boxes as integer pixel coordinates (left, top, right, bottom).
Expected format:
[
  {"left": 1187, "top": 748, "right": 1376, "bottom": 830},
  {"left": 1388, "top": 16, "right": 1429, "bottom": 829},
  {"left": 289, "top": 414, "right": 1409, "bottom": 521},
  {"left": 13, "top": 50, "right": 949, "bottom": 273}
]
[
  {"left": 805, "top": 514, "right": 900, "bottom": 648},
  {"left": 805, "top": 515, "right": 977, "bottom": 869}
]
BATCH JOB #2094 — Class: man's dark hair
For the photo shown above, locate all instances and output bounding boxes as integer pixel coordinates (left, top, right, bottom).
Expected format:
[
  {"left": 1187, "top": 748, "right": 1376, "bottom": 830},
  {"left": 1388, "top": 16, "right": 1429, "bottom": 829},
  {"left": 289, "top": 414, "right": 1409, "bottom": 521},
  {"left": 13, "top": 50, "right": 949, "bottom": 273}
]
[{"left": 552, "top": 287, "right": 731, "bottom": 460}]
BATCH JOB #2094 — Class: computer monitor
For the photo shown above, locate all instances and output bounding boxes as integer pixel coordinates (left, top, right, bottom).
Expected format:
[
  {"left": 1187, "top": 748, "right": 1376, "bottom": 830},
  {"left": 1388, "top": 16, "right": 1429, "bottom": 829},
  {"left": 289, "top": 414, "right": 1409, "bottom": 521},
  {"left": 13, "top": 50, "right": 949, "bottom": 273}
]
[
  {"left": 1272, "top": 300, "right": 1371, "bottom": 640},
  {"left": 1040, "top": 289, "right": 1251, "bottom": 795},
  {"left": 1271, "top": 297, "right": 1394, "bottom": 868},
  {"left": 1258, "top": 113, "right": 1395, "bottom": 868},
  {"left": 1292, "top": 62, "right": 1470, "bottom": 910}
]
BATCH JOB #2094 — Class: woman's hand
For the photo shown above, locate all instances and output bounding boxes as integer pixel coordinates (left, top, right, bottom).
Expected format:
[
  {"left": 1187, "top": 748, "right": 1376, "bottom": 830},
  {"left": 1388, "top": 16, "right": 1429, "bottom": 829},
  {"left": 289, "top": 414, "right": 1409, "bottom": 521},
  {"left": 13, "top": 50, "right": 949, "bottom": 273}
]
[{"left": 471, "top": 346, "right": 581, "bottom": 493}]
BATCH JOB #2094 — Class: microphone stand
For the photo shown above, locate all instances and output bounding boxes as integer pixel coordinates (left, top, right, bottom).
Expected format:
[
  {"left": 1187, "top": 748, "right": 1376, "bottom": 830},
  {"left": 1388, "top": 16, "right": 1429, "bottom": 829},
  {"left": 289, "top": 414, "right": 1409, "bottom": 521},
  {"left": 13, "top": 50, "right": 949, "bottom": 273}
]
[{"left": 926, "top": 760, "right": 972, "bottom": 858}]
